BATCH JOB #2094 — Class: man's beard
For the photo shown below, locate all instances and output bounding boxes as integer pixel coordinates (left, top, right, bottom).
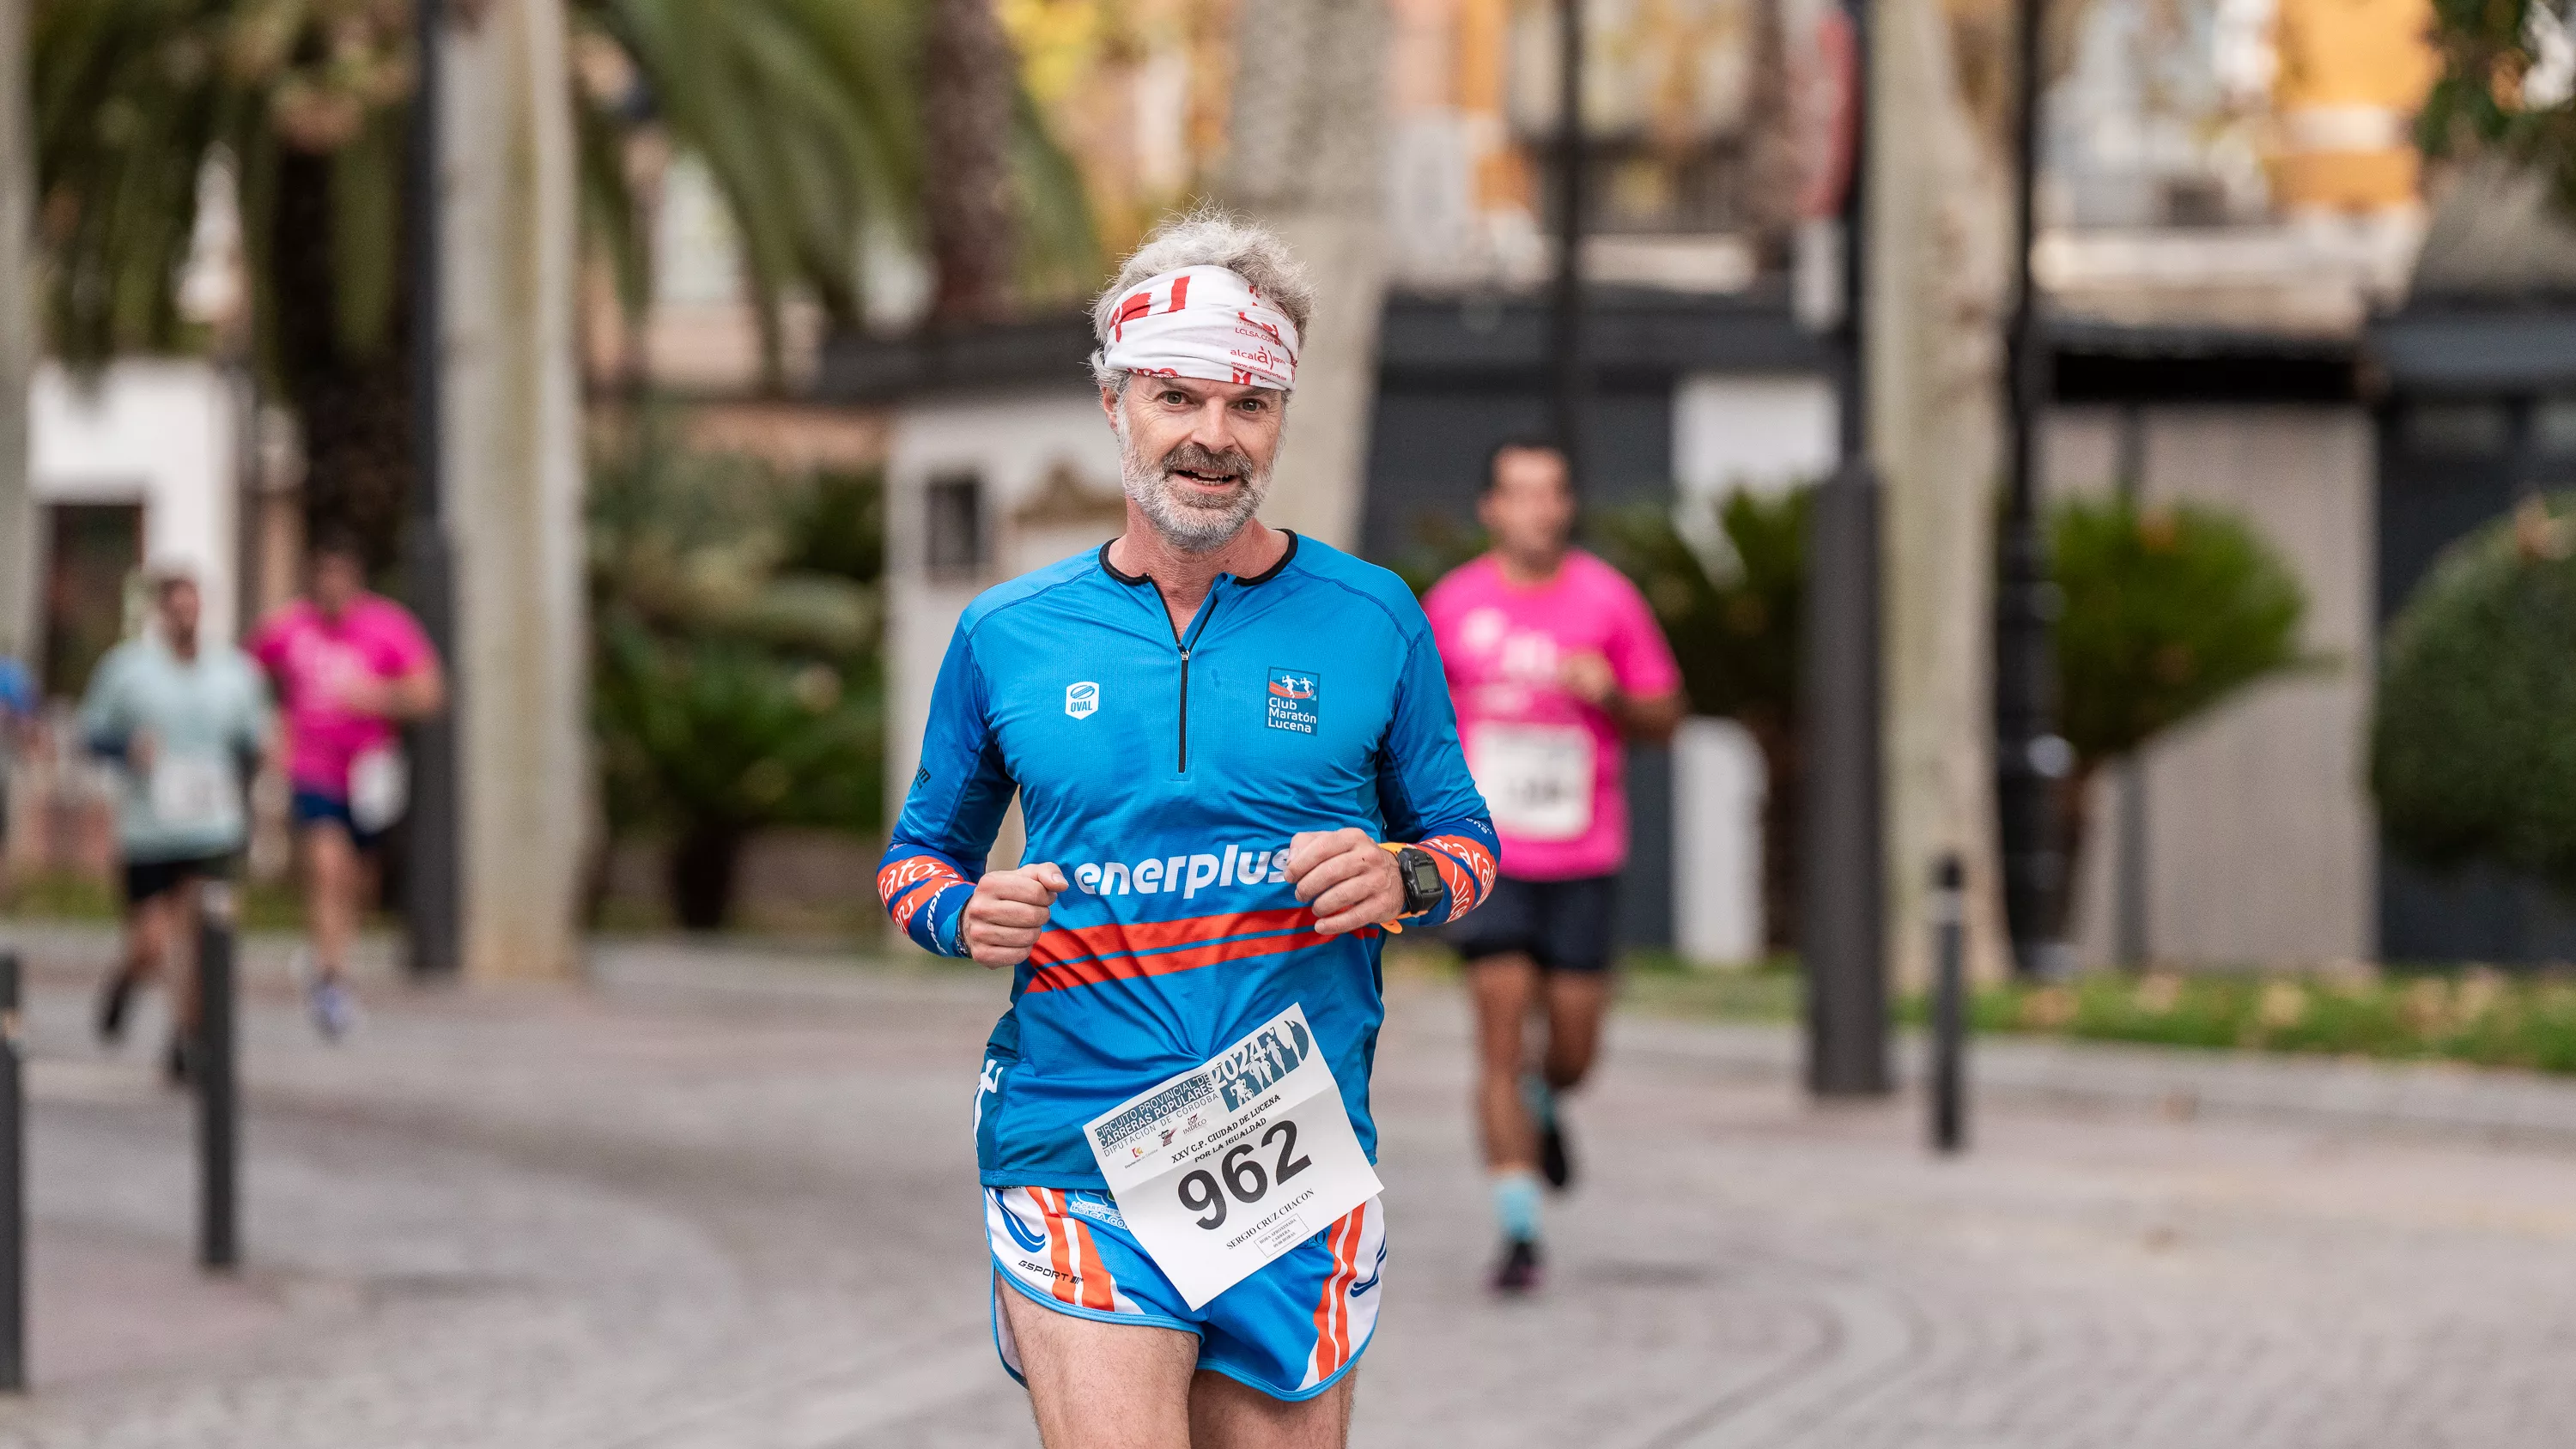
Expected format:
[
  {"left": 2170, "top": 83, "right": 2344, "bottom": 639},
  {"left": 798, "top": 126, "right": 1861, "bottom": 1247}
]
[{"left": 1119, "top": 425, "right": 1272, "bottom": 554}]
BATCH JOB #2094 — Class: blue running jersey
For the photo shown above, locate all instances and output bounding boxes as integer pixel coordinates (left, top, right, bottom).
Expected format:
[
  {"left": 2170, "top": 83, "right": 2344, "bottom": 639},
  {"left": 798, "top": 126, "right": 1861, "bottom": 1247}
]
[{"left": 879, "top": 533, "right": 1499, "bottom": 1190}]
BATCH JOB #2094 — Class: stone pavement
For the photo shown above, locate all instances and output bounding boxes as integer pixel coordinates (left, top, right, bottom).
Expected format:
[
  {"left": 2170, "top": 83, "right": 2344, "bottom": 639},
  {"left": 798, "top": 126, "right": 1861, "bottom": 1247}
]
[{"left": 0, "top": 929, "right": 2573, "bottom": 1447}]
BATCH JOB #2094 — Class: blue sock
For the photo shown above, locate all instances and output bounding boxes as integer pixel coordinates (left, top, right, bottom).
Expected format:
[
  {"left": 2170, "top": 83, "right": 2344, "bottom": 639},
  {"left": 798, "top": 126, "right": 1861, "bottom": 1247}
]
[
  {"left": 1493, "top": 1169, "right": 1543, "bottom": 1244},
  {"left": 1520, "top": 1071, "right": 1558, "bottom": 1131}
]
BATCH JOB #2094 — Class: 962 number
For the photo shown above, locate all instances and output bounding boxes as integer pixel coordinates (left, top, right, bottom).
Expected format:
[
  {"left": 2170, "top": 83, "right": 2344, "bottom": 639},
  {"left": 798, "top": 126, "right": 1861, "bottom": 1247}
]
[{"left": 1176, "top": 1121, "right": 1313, "bottom": 1230}]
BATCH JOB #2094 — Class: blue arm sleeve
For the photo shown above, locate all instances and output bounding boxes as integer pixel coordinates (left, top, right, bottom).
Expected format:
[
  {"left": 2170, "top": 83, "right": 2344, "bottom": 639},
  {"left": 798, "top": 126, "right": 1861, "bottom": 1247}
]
[
  {"left": 1373, "top": 630, "right": 1500, "bottom": 925},
  {"left": 877, "top": 623, "right": 1018, "bottom": 956}
]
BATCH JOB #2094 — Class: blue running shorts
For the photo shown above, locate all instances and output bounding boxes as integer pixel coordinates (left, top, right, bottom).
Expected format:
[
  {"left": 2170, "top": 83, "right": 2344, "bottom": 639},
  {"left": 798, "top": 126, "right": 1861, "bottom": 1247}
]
[{"left": 986, "top": 1185, "right": 1387, "bottom": 1401}]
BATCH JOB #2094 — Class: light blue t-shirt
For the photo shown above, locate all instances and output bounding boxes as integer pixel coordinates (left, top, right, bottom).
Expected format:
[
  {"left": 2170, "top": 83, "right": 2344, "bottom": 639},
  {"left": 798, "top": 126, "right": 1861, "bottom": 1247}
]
[{"left": 79, "top": 635, "right": 271, "bottom": 863}]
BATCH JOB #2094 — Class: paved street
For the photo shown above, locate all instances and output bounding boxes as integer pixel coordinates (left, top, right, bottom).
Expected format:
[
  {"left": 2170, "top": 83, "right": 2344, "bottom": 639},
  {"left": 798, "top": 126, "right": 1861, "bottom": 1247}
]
[{"left": 2, "top": 931, "right": 2574, "bottom": 1447}]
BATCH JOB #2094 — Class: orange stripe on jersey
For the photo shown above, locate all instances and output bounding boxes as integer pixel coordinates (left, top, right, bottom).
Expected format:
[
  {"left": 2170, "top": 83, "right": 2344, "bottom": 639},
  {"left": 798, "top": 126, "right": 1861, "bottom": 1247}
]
[
  {"left": 1070, "top": 1218, "right": 1118, "bottom": 1312},
  {"left": 1027, "top": 925, "right": 1382, "bottom": 994},
  {"left": 1309, "top": 1209, "right": 1360, "bottom": 1379},
  {"left": 1030, "top": 906, "right": 1315, "bottom": 967},
  {"left": 1035, "top": 1189, "right": 1081, "bottom": 1306}
]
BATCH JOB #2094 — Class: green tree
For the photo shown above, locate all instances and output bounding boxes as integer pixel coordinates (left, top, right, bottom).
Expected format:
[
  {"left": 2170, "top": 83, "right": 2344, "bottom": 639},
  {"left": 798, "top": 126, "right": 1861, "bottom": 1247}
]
[
  {"left": 588, "top": 418, "right": 884, "bottom": 928},
  {"left": 2421, "top": 0, "right": 2576, "bottom": 214},
  {"left": 1589, "top": 490, "right": 1810, "bottom": 951},
  {"left": 2372, "top": 497, "right": 2576, "bottom": 894},
  {"left": 32, "top": 0, "right": 1091, "bottom": 559},
  {"left": 2051, "top": 496, "right": 2311, "bottom": 896}
]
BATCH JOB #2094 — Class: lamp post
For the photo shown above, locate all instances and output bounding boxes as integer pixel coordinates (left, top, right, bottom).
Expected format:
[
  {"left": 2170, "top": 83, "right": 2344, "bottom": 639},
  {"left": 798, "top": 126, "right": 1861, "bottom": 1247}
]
[
  {"left": 404, "top": 0, "right": 462, "bottom": 978},
  {"left": 1548, "top": 0, "right": 1586, "bottom": 476},
  {"left": 1995, "top": 0, "right": 2068, "bottom": 979},
  {"left": 1799, "top": 0, "right": 1890, "bottom": 1096}
]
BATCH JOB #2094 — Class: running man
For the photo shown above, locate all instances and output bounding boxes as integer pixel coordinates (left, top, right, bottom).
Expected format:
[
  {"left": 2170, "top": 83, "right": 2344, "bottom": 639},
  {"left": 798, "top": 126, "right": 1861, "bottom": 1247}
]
[
  {"left": 1424, "top": 440, "right": 1684, "bottom": 1293},
  {"left": 248, "top": 534, "right": 444, "bottom": 1038},
  {"left": 81, "top": 562, "right": 271, "bottom": 1083},
  {"left": 878, "top": 211, "right": 1498, "bottom": 1449},
  {"left": 0, "top": 650, "right": 37, "bottom": 906}
]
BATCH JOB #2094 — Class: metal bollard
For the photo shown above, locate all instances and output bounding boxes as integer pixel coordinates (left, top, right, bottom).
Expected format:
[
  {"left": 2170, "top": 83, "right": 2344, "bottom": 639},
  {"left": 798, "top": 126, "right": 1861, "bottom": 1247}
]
[
  {"left": 196, "top": 888, "right": 239, "bottom": 1272},
  {"left": 1929, "top": 855, "right": 1968, "bottom": 1154},
  {"left": 0, "top": 953, "right": 23, "bottom": 1391}
]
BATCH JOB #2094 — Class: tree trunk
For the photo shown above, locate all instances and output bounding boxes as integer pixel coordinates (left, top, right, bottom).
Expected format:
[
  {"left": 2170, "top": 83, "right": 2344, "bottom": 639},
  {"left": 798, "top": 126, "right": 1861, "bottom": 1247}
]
[
  {"left": 924, "top": 0, "right": 1017, "bottom": 324},
  {"left": 270, "top": 148, "right": 416, "bottom": 572},
  {"left": 1869, "top": 0, "right": 2017, "bottom": 987},
  {"left": 443, "top": 0, "right": 591, "bottom": 981},
  {"left": 0, "top": 0, "right": 39, "bottom": 660},
  {"left": 1219, "top": 0, "right": 1391, "bottom": 552},
  {"left": 1747, "top": 713, "right": 1802, "bottom": 955},
  {"left": 670, "top": 818, "right": 745, "bottom": 931}
]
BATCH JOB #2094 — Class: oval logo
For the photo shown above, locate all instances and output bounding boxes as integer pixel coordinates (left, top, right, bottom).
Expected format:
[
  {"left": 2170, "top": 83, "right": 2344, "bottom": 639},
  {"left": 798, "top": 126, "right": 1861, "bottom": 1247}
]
[{"left": 1065, "top": 682, "right": 1100, "bottom": 719}]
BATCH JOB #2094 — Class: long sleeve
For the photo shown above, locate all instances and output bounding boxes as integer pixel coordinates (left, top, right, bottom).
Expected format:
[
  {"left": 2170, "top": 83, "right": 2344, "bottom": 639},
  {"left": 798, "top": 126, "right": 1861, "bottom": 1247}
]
[
  {"left": 1374, "top": 632, "right": 1500, "bottom": 924},
  {"left": 878, "top": 623, "right": 1018, "bottom": 955}
]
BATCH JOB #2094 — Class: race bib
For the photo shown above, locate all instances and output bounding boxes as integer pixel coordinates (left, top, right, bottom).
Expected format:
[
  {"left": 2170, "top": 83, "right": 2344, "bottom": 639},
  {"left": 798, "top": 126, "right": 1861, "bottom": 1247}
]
[
  {"left": 1467, "top": 723, "right": 1595, "bottom": 841},
  {"left": 1085, "top": 1003, "right": 1382, "bottom": 1309},
  {"left": 149, "top": 752, "right": 240, "bottom": 835},
  {"left": 349, "top": 744, "right": 409, "bottom": 833}
]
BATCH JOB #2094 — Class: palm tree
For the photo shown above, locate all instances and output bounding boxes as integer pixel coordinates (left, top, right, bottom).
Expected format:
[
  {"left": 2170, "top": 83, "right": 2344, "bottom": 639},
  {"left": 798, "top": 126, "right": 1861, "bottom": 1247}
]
[{"left": 31, "top": 0, "right": 1091, "bottom": 560}]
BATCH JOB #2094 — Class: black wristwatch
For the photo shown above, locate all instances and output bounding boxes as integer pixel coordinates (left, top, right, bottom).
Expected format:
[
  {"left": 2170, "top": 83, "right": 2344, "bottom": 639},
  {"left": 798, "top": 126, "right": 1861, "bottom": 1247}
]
[{"left": 1394, "top": 846, "right": 1444, "bottom": 919}]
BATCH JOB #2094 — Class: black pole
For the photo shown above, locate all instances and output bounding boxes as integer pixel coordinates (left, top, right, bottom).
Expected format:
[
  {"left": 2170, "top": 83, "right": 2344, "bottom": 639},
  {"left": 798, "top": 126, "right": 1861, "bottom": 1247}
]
[
  {"left": 404, "top": 0, "right": 461, "bottom": 979},
  {"left": 1929, "top": 854, "right": 1967, "bottom": 1152},
  {"left": 1996, "top": 0, "right": 2068, "bottom": 979},
  {"left": 196, "top": 888, "right": 239, "bottom": 1271},
  {"left": 0, "top": 953, "right": 23, "bottom": 1391},
  {"left": 1548, "top": 0, "right": 1587, "bottom": 479},
  {"left": 1801, "top": 0, "right": 1890, "bottom": 1097}
]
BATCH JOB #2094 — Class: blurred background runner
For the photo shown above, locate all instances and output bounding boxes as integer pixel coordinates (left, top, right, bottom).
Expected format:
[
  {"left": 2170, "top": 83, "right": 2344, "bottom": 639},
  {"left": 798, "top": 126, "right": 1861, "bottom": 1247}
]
[
  {"left": 79, "top": 562, "right": 271, "bottom": 1084},
  {"left": 1425, "top": 441, "right": 1684, "bottom": 1293},
  {"left": 0, "top": 650, "right": 35, "bottom": 906},
  {"left": 248, "top": 534, "right": 446, "bottom": 1040}
]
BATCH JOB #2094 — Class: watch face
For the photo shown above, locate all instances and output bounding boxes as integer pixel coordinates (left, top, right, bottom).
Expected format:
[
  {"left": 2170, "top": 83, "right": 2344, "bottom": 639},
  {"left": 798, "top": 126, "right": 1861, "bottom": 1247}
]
[{"left": 1402, "top": 851, "right": 1442, "bottom": 906}]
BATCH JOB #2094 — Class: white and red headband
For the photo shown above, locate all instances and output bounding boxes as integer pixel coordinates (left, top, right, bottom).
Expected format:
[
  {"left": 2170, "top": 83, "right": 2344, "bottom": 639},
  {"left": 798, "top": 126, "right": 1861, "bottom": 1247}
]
[{"left": 1096, "top": 265, "right": 1301, "bottom": 391}]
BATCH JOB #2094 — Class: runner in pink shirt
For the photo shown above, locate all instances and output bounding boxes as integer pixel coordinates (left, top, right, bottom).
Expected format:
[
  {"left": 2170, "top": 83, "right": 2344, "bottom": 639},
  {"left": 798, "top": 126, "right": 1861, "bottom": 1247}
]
[
  {"left": 248, "top": 533, "right": 446, "bottom": 1039},
  {"left": 1424, "top": 440, "right": 1683, "bottom": 1293}
]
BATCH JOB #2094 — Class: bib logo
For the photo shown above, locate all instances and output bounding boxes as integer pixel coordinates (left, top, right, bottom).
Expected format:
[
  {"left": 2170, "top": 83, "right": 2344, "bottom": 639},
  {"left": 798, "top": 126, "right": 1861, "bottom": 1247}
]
[
  {"left": 1214, "top": 1016, "right": 1313, "bottom": 1112},
  {"left": 1066, "top": 682, "right": 1100, "bottom": 719},
  {"left": 1266, "top": 669, "right": 1320, "bottom": 734}
]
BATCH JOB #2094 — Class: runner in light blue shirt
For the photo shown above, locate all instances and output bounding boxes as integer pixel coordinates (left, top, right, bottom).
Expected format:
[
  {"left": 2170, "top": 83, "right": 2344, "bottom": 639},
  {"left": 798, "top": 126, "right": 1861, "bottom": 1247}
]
[{"left": 78, "top": 564, "right": 271, "bottom": 1083}]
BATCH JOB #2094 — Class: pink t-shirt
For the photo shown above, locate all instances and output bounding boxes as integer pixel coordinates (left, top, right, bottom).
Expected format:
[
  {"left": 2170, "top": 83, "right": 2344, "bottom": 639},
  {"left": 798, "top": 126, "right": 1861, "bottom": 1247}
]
[
  {"left": 249, "top": 595, "right": 438, "bottom": 798},
  {"left": 1424, "top": 550, "right": 1683, "bottom": 882}
]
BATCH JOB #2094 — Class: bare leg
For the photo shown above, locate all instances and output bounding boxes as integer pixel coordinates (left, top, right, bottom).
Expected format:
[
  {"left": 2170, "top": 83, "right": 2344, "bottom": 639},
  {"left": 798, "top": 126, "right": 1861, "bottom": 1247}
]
[
  {"left": 999, "top": 1276, "right": 1198, "bottom": 1449},
  {"left": 1468, "top": 955, "right": 1541, "bottom": 1173},
  {"left": 1189, "top": 1367, "right": 1357, "bottom": 1449},
  {"left": 1539, "top": 972, "right": 1612, "bottom": 1094},
  {"left": 302, "top": 822, "right": 358, "bottom": 980},
  {"left": 118, "top": 890, "right": 170, "bottom": 999}
]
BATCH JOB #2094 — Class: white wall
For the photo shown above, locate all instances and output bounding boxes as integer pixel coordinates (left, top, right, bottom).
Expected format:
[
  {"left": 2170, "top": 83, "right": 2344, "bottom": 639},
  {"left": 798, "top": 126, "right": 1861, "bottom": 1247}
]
[
  {"left": 31, "top": 361, "right": 241, "bottom": 640},
  {"left": 1673, "top": 717, "right": 1767, "bottom": 964},
  {"left": 1673, "top": 372, "right": 1838, "bottom": 500},
  {"left": 884, "top": 387, "right": 1126, "bottom": 830}
]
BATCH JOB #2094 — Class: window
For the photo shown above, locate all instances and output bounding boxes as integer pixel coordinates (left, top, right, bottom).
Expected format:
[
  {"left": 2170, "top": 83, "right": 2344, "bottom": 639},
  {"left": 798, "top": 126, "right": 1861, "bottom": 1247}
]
[
  {"left": 2401, "top": 403, "right": 2510, "bottom": 457},
  {"left": 925, "top": 472, "right": 985, "bottom": 580}
]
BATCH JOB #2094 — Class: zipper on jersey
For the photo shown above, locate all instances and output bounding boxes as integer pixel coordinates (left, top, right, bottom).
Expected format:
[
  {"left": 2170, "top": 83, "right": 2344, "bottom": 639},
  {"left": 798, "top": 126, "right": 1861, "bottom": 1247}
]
[{"left": 1163, "top": 592, "right": 1222, "bottom": 773}]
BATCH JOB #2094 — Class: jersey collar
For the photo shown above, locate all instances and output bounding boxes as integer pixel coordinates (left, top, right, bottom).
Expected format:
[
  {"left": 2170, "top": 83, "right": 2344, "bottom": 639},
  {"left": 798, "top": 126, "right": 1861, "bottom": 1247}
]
[{"left": 1097, "top": 530, "right": 1300, "bottom": 588}]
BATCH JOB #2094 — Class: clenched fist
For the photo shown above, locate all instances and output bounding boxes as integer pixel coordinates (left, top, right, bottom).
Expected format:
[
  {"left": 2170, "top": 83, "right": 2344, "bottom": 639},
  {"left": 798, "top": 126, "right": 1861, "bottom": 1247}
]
[
  {"left": 1285, "top": 828, "right": 1406, "bottom": 936},
  {"left": 962, "top": 862, "right": 1068, "bottom": 968}
]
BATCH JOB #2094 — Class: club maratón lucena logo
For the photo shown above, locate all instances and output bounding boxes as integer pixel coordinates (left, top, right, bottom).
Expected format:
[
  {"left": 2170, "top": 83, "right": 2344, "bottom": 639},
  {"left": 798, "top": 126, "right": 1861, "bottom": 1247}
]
[{"left": 1266, "top": 668, "right": 1320, "bottom": 734}]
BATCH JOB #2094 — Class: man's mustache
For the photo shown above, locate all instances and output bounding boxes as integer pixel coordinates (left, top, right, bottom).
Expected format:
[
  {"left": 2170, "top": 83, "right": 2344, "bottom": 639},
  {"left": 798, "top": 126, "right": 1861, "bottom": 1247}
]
[{"left": 1157, "top": 442, "right": 1256, "bottom": 484}]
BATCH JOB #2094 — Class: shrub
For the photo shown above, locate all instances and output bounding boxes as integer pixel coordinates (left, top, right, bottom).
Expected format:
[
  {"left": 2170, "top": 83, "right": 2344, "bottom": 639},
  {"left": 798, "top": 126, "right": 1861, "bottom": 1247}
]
[
  {"left": 590, "top": 421, "right": 884, "bottom": 929},
  {"left": 2373, "top": 496, "right": 2576, "bottom": 894}
]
